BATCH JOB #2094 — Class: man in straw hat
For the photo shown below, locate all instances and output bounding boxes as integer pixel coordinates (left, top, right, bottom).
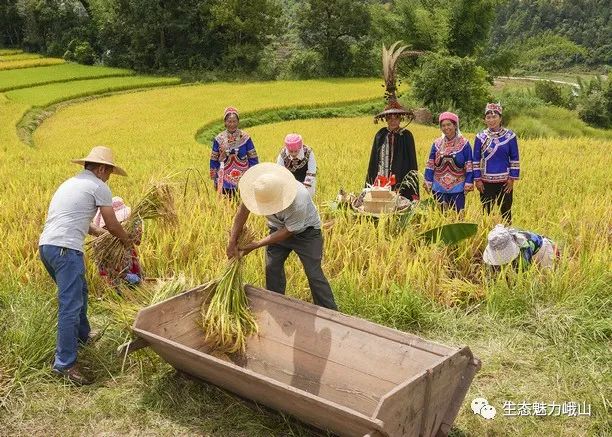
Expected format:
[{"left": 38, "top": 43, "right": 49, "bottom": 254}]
[
  {"left": 483, "top": 224, "right": 559, "bottom": 270},
  {"left": 226, "top": 163, "right": 337, "bottom": 310},
  {"left": 39, "top": 146, "right": 133, "bottom": 385}
]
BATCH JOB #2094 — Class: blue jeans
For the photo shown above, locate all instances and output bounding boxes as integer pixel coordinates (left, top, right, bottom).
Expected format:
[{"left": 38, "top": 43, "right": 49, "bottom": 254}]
[{"left": 39, "top": 245, "right": 90, "bottom": 370}]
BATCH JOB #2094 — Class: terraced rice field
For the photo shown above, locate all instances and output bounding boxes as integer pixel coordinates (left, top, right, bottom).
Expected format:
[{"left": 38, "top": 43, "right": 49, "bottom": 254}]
[
  {"left": 0, "top": 55, "right": 609, "bottom": 436},
  {"left": 0, "top": 63, "right": 134, "bottom": 91},
  {"left": 0, "top": 56, "right": 65, "bottom": 70},
  {"left": 6, "top": 76, "right": 182, "bottom": 107}
]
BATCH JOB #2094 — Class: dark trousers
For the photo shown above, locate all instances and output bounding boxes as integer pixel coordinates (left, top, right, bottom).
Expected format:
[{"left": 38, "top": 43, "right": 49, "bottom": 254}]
[
  {"left": 480, "top": 182, "right": 513, "bottom": 223},
  {"left": 265, "top": 227, "right": 337, "bottom": 310}
]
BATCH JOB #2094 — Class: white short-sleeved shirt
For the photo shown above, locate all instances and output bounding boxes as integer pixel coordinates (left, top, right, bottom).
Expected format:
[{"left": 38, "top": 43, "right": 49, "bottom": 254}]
[
  {"left": 39, "top": 170, "right": 113, "bottom": 252},
  {"left": 266, "top": 181, "right": 320, "bottom": 234}
]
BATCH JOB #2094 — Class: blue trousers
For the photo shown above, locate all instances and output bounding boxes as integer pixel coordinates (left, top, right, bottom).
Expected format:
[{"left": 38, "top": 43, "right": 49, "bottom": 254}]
[
  {"left": 433, "top": 191, "right": 465, "bottom": 211},
  {"left": 39, "top": 245, "right": 90, "bottom": 370}
]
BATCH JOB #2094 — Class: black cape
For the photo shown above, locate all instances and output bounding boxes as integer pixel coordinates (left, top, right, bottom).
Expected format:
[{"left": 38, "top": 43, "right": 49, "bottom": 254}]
[{"left": 365, "top": 127, "right": 420, "bottom": 200}]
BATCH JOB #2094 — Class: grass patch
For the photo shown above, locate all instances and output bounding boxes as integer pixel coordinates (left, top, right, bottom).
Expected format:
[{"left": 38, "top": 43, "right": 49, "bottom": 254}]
[
  {"left": 509, "top": 106, "right": 611, "bottom": 139},
  {"left": 0, "top": 57, "right": 65, "bottom": 70},
  {"left": 0, "top": 63, "right": 134, "bottom": 92},
  {"left": 494, "top": 86, "right": 612, "bottom": 139},
  {"left": 196, "top": 99, "right": 382, "bottom": 144},
  {"left": 6, "top": 76, "right": 182, "bottom": 107}
]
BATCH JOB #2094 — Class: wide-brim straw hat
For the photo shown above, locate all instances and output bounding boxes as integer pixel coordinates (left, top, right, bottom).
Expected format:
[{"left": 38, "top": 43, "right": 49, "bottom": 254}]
[
  {"left": 238, "top": 163, "right": 297, "bottom": 216},
  {"left": 374, "top": 100, "right": 414, "bottom": 123},
  {"left": 483, "top": 224, "right": 520, "bottom": 266},
  {"left": 71, "top": 145, "right": 127, "bottom": 176}
]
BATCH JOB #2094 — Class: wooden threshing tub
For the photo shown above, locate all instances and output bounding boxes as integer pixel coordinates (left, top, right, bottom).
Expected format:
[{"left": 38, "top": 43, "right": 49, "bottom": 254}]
[{"left": 128, "top": 283, "right": 480, "bottom": 436}]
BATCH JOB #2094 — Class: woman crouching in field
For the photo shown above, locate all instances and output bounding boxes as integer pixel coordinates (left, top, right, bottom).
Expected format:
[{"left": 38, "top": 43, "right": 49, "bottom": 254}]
[
  {"left": 473, "top": 103, "right": 520, "bottom": 223},
  {"left": 210, "top": 106, "right": 259, "bottom": 198},
  {"left": 483, "top": 224, "right": 560, "bottom": 270},
  {"left": 92, "top": 196, "right": 142, "bottom": 287},
  {"left": 276, "top": 133, "right": 317, "bottom": 197},
  {"left": 423, "top": 111, "right": 473, "bottom": 212}
]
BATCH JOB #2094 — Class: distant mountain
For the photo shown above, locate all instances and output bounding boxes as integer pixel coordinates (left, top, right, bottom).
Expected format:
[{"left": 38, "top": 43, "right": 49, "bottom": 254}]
[{"left": 490, "top": 0, "right": 611, "bottom": 66}]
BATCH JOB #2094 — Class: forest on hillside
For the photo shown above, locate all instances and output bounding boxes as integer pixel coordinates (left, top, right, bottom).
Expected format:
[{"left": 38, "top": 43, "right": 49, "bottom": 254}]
[
  {"left": 1, "top": 0, "right": 609, "bottom": 78},
  {"left": 1, "top": 0, "right": 610, "bottom": 128}
]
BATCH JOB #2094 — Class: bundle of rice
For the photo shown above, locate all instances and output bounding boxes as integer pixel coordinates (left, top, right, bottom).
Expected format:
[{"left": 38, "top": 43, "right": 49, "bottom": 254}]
[
  {"left": 89, "top": 182, "right": 177, "bottom": 279},
  {"left": 201, "top": 228, "right": 258, "bottom": 354},
  {"left": 100, "top": 274, "right": 192, "bottom": 333}
]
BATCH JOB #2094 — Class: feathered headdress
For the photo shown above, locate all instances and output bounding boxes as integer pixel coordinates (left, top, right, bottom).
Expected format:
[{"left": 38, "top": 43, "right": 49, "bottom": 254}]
[{"left": 374, "top": 41, "right": 417, "bottom": 123}]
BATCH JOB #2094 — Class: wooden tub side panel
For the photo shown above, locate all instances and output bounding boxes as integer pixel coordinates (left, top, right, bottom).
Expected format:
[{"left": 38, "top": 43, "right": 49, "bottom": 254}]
[
  {"left": 373, "top": 349, "right": 474, "bottom": 437},
  {"left": 245, "top": 334, "right": 390, "bottom": 416},
  {"left": 134, "top": 329, "right": 386, "bottom": 437},
  {"left": 243, "top": 289, "right": 451, "bottom": 416},
  {"left": 249, "top": 291, "right": 448, "bottom": 381},
  {"left": 133, "top": 283, "right": 214, "bottom": 350},
  {"left": 134, "top": 283, "right": 211, "bottom": 332},
  {"left": 246, "top": 286, "right": 456, "bottom": 358},
  {"left": 436, "top": 348, "right": 481, "bottom": 437}
]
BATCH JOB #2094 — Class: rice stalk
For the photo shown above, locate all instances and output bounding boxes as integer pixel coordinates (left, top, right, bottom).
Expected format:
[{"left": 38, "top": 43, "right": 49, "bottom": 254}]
[
  {"left": 201, "top": 227, "right": 259, "bottom": 354},
  {"left": 99, "top": 274, "right": 191, "bottom": 333}
]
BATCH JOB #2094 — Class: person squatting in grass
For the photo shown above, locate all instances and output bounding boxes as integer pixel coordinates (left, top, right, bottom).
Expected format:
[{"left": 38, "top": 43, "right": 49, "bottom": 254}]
[
  {"left": 483, "top": 224, "right": 560, "bottom": 270},
  {"left": 39, "top": 146, "right": 133, "bottom": 385},
  {"left": 210, "top": 106, "right": 259, "bottom": 198},
  {"left": 92, "top": 196, "right": 143, "bottom": 287},
  {"left": 473, "top": 103, "right": 520, "bottom": 223},
  {"left": 276, "top": 133, "right": 317, "bottom": 197},
  {"left": 423, "top": 111, "right": 474, "bottom": 212},
  {"left": 226, "top": 163, "right": 337, "bottom": 310}
]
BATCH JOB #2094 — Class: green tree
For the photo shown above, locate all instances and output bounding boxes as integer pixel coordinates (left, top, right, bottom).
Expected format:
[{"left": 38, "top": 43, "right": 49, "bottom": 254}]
[
  {"left": 16, "top": 0, "right": 92, "bottom": 55},
  {"left": 447, "top": 0, "right": 495, "bottom": 57},
  {"left": 0, "top": 0, "right": 23, "bottom": 46},
  {"left": 412, "top": 53, "right": 491, "bottom": 118},
  {"left": 297, "top": 0, "right": 371, "bottom": 76},
  {"left": 395, "top": 0, "right": 448, "bottom": 52},
  {"left": 534, "top": 80, "right": 574, "bottom": 109},
  {"left": 209, "top": 0, "right": 281, "bottom": 72}
]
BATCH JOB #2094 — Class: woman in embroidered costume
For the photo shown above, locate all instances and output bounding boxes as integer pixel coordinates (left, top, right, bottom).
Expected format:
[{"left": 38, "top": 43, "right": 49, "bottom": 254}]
[
  {"left": 424, "top": 112, "right": 473, "bottom": 211},
  {"left": 473, "top": 103, "right": 520, "bottom": 223},
  {"left": 210, "top": 107, "right": 259, "bottom": 197},
  {"left": 365, "top": 42, "right": 419, "bottom": 201},
  {"left": 276, "top": 133, "right": 317, "bottom": 197}
]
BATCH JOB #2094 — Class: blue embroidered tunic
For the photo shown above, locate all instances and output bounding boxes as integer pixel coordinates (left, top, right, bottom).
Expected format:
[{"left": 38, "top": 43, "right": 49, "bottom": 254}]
[
  {"left": 424, "top": 135, "right": 473, "bottom": 194},
  {"left": 472, "top": 128, "right": 520, "bottom": 183},
  {"left": 210, "top": 129, "right": 258, "bottom": 190}
]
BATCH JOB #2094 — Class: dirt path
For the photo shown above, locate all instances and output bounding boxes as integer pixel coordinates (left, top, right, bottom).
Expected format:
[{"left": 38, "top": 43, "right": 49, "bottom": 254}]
[{"left": 497, "top": 75, "right": 579, "bottom": 89}]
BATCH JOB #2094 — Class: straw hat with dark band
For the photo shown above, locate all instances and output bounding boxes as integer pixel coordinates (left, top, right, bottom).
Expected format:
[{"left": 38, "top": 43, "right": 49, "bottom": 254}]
[
  {"left": 238, "top": 163, "right": 297, "bottom": 216},
  {"left": 373, "top": 99, "right": 415, "bottom": 124},
  {"left": 71, "top": 145, "right": 127, "bottom": 176}
]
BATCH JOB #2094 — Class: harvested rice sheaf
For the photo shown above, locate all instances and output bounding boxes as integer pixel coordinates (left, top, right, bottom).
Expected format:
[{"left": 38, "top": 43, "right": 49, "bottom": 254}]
[{"left": 201, "top": 227, "right": 258, "bottom": 354}]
